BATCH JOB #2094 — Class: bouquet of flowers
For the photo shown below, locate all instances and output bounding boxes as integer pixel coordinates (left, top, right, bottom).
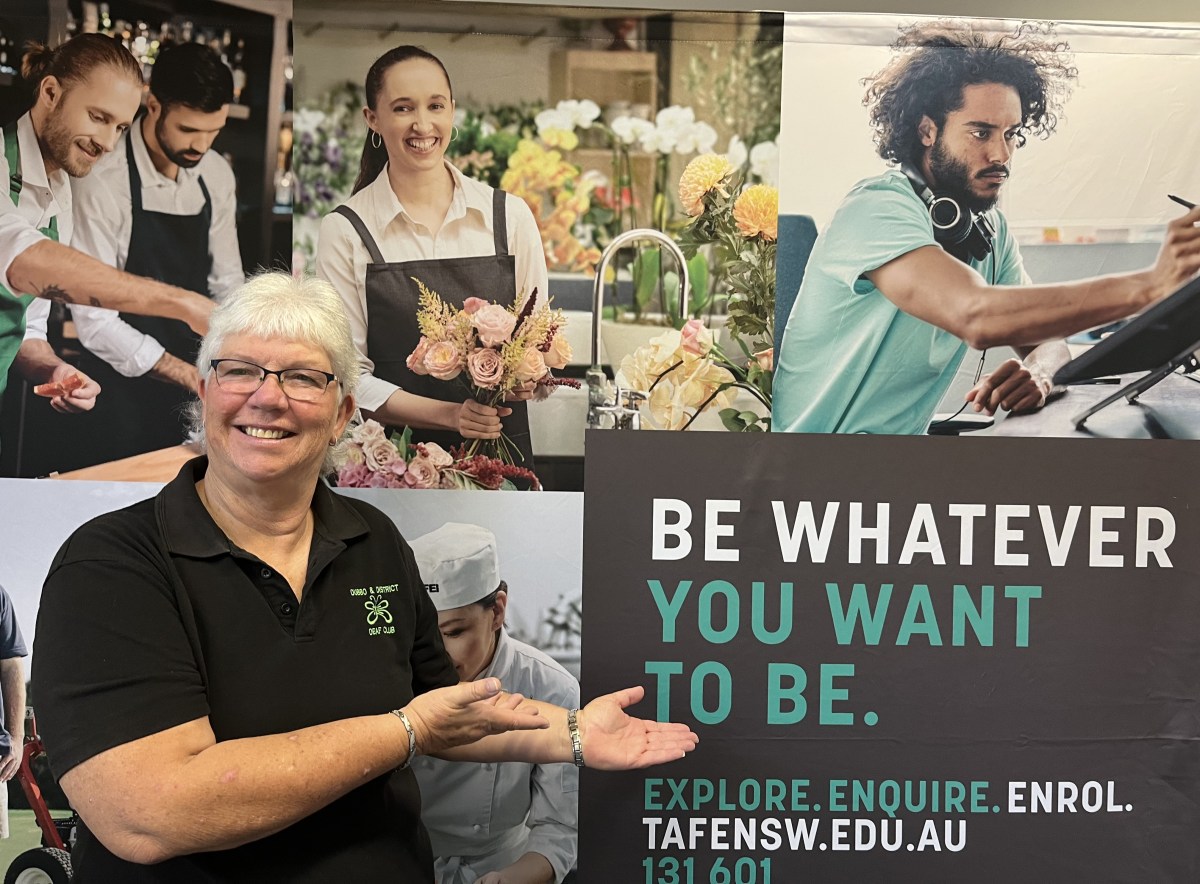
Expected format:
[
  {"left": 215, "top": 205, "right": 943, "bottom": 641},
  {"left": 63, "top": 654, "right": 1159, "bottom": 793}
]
[
  {"left": 335, "top": 422, "right": 542, "bottom": 491},
  {"left": 616, "top": 318, "right": 771, "bottom": 432},
  {"left": 407, "top": 279, "right": 580, "bottom": 462}
]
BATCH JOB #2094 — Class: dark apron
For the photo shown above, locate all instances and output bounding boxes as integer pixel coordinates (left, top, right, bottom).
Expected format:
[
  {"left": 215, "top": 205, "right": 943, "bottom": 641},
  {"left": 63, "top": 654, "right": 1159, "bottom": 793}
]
[
  {"left": 0, "top": 125, "right": 58, "bottom": 469},
  {"left": 333, "top": 188, "right": 533, "bottom": 465},
  {"left": 69, "top": 132, "right": 214, "bottom": 466}
]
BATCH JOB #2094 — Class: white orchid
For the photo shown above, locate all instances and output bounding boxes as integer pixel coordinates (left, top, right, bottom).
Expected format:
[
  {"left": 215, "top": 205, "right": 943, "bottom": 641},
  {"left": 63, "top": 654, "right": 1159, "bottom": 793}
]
[
  {"left": 534, "top": 107, "right": 575, "bottom": 137},
  {"left": 749, "top": 140, "right": 780, "bottom": 186},
  {"left": 725, "top": 135, "right": 748, "bottom": 169},
  {"left": 610, "top": 115, "right": 655, "bottom": 146},
  {"left": 674, "top": 121, "right": 718, "bottom": 156},
  {"left": 557, "top": 98, "right": 601, "bottom": 128}
]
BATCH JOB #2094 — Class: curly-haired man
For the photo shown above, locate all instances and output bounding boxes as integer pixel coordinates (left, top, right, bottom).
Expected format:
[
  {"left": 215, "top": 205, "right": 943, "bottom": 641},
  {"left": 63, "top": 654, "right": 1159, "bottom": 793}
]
[{"left": 774, "top": 21, "right": 1200, "bottom": 435}]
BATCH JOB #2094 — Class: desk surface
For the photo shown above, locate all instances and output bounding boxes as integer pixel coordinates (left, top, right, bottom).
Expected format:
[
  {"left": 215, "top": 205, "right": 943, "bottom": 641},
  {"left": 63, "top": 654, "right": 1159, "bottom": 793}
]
[
  {"left": 996, "top": 372, "right": 1200, "bottom": 439},
  {"left": 50, "top": 444, "right": 198, "bottom": 482}
]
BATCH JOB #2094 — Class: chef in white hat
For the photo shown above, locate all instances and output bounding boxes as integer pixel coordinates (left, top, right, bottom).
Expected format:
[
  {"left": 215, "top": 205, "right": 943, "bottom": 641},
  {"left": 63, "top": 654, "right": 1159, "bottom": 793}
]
[{"left": 411, "top": 522, "right": 579, "bottom": 884}]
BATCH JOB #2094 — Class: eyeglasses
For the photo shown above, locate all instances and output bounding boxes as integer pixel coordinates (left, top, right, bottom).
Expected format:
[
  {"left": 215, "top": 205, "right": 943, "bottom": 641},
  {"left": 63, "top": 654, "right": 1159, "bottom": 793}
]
[{"left": 209, "top": 359, "right": 338, "bottom": 402}]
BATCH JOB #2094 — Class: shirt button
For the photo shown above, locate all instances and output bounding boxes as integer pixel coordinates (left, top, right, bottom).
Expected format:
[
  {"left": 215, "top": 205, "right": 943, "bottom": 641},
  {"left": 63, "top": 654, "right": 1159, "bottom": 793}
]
[
  {"left": 472, "top": 824, "right": 481, "bottom": 832},
  {"left": 260, "top": 567, "right": 272, "bottom": 578},
  {"left": 280, "top": 602, "right": 293, "bottom": 615}
]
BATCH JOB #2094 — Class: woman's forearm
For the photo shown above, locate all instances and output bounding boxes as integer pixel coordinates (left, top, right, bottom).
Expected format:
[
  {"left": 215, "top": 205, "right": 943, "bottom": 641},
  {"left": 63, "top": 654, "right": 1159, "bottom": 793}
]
[
  {"left": 62, "top": 713, "right": 411, "bottom": 864},
  {"left": 368, "top": 389, "right": 459, "bottom": 431}
]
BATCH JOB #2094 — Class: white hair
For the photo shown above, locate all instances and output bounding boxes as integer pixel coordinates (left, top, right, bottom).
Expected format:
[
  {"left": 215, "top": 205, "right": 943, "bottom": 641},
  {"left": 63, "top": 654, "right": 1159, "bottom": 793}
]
[{"left": 187, "top": 272, "right": 359, "bottom": 473}]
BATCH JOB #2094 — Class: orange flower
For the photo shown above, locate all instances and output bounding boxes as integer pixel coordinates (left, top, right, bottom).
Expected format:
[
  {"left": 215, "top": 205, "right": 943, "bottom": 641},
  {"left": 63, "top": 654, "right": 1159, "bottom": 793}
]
[
  {"left": 678, "top": 154, "right": 735, "bottom": 217},
  {"left": 733, "top": 184, "right": 779, "bottom": 241}
]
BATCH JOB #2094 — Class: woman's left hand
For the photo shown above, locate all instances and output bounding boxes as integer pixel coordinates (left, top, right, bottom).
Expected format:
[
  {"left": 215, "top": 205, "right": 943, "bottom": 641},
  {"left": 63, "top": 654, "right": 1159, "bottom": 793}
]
[{"left": 575, "top": 686, "right": 699, "bottom": 770}]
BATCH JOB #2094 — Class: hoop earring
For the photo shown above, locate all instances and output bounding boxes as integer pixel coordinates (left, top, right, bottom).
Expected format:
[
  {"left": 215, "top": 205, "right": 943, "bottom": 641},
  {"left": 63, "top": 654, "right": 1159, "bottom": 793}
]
[
  {"left": 370, "top": 130, "right": 382, "bottom": 150},
  {"left": 451, "top": 126, "right": 459, "bottom": 144}
]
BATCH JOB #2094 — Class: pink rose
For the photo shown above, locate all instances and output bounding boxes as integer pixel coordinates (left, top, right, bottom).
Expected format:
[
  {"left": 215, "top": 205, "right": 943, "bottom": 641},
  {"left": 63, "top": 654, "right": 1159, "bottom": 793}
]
[
  {"left": 680, "top": 319, "right": 712, "bottom": 356},
  {"left": 361, "top": 435, "right": 402, "bottom": 472},
  {"left": 463, "top": 297, "right": 488, "bottom": 315},
  {"left": 514, "top": 346, "right": 548, "bottom": 383},
  {"left": 753, "top": 347, "right": 774, "bottom": 372},
  {"left": 336, "top": 462, "right": 372, "bottom": 488},
  {"left": 353, "top": 419, "right": 389, "bottom": 446},
  {"left": 472, "top": 304, "right": 517, "bottom": 347},
  {"left": 467, "top": 347, "right": 505, "bottom": 389},
  {"left": 407, "top": 336, "right": 431, "bottom": 376},
  {"left": 417, "top": 442, "right": 454, "bottom": 468},
  {"left": 403, "top": 456, "right": 441, "bottom": 489},
  {"left": 424, "top": 341, "right": 463, "bottom": 381},
  {"left": 543, "top": 333, "right": 573, "bottom": 370}
]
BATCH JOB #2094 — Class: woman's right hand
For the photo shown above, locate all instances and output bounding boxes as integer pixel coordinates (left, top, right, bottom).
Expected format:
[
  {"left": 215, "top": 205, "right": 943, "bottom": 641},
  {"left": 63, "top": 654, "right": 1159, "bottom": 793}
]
[
  {"left": 457, "top": 399, "right": 512, "bottom": 439},
  {"left": 403, "top": 678, "right": 547, "bottom": 757}
]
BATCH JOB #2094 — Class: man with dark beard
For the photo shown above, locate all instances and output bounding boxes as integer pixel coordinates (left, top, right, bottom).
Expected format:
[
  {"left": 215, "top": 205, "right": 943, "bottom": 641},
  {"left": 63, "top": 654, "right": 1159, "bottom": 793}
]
[
  {"left": 773, "top": 21, "right": 1200, "bottom": 435},
  {"left": 0, "top": 35, "right": 214, "bottom": 434},
  {"left": 59, "top": 43, "right": 242, "bottom": 467}
]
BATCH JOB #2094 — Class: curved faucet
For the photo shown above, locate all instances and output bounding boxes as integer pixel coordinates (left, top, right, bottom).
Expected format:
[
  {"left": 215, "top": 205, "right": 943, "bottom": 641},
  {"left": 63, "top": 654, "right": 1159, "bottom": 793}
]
[
  {"left": 587, "top": 228, "right": 690, "bottom": 428},
  {"left": 589, "top": 228, "right": 690, "bottom": 367}
]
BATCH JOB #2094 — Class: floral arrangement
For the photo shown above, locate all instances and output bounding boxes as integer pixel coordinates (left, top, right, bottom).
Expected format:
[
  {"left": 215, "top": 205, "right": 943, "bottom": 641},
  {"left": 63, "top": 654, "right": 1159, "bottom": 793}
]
[
  {"left": 292, "top": 82, "right": 366, "bottom": 220},
  {"left": 616, "top": 320, "right": 736, "bottom": 430},
  {"left": 500, "top": 141, "right": 602, "bottom": 273},
  {"left": 445, "top": 102, "right": 541, "bottom": 189},
  {"left": 336, "top": 422, "right": 541, "bottom": 491},
  {"left": 677, "top": 153, "right": 778, "bottom": 347},
  {"left": 407, "top": 279, "right": 580, "bottom": 462}
]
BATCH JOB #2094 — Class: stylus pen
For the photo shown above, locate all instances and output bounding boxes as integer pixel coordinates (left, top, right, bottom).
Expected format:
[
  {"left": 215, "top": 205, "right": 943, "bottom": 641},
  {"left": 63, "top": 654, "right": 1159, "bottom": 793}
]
[{"left": 1168, "top": 194, "right": 1196, "bottom": 210}]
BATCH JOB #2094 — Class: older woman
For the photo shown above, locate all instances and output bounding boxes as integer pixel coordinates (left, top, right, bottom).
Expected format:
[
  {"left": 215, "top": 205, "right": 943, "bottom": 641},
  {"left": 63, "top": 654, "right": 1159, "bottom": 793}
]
[{"left": 31, "top": 273, "right": 696, "bottom": 882}]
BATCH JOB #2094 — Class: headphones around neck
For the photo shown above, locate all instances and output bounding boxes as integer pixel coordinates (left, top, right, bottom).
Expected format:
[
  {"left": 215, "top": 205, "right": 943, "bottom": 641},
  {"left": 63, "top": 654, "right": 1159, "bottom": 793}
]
[{"left": 901, "top": 163, "right": 996, "bottom": 264}]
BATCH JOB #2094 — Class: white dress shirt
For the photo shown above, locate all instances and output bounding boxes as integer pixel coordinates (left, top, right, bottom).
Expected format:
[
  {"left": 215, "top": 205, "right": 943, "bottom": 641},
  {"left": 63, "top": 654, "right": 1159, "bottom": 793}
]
[
  {"left": 413, "top": 630, "right": 579, "bottom": 883},
  {"left": 0, "top": 113, "right": 73, "bottom": 343},
  {"left": 314, "top": 162, "right": 549, "bottom": 411},
  {"left": 68, "top": 117, "right": 242, "bottom": 377}
]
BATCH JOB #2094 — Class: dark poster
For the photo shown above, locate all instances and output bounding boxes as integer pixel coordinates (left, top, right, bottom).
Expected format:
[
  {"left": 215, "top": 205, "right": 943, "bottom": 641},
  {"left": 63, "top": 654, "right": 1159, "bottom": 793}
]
[{"left": 580, "top": 431, "right": 1199, "bottom": 882}]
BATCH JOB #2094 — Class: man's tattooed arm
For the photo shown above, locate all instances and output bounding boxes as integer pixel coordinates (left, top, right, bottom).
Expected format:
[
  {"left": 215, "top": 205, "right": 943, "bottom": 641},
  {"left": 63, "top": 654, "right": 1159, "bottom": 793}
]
[{"left": 35, "top": 284, "right": 102, "bottom": 307}]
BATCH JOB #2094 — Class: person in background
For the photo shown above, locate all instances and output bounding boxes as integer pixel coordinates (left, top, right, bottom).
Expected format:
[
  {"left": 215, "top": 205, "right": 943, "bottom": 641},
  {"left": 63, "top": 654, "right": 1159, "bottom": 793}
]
[
  {"left": 0, "top": 583, "right": 28, "bottom": 840},
  {"left": 0, "top": 34, "right": 213, "bottom": 427},
  {"left": 316, "top": 45, "right": 545, "bottom": 464},
  {"left": 32, "top": 272, "right": 696, "bottom": 881},
  {"left": 411, "top": 522, "right": 579, "bottom": 884},
  {"left": 772, "top": 21, "right": 1200, "bottom": 435},
  {"left": 62, "top": 41, "right": 243, "bottom": 468}
]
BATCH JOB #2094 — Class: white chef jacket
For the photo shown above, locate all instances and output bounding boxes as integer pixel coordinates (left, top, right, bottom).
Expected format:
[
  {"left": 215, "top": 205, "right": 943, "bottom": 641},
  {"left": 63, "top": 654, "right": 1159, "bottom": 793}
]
[
  {"left": 0, "top": 113, "right": 74, "bottom": 344},
  {"left": 314, "top": 161, "right": 549, "bottom": 412},
  {"left": 68, "top": 117, "right": 242, "bottom": 377},
  {"left": 413, "top": 630, "right": 579, "bottom": 883}
]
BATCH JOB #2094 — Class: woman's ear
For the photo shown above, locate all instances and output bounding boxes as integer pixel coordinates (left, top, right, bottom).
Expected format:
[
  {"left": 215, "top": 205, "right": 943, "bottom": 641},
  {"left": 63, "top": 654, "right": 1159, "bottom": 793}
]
[{"left": 491, "top": 589, "right": 508, "bottom": 631}]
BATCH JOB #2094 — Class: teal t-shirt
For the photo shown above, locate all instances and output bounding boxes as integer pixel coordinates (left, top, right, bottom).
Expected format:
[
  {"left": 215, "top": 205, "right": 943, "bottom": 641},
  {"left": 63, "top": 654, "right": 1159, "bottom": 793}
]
[{"left": 773, "top": 169, "right": 1026, "bottom": 435}]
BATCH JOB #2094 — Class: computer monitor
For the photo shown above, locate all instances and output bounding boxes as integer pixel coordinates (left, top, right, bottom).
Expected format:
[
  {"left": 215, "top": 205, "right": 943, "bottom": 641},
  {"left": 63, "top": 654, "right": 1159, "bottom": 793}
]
[{"left": 1054, "top": 274, "right": 1200, "bottom": 386}]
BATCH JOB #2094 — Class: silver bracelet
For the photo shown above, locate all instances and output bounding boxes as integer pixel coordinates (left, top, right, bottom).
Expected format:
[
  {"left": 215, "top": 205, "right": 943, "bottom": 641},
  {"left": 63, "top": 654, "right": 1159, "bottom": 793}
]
[
  {"left": 567, "top": 708, "right": 585, "bottom": 768},
  {"left": 391, "top": 708, "right": 416, "bottom": 770}
]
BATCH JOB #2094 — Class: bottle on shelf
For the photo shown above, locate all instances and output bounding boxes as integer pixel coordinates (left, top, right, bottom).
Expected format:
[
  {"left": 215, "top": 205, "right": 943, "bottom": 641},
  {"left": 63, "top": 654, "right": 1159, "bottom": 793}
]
[{"left": 231, "top": 39, "right": 247, "bottom": 104}]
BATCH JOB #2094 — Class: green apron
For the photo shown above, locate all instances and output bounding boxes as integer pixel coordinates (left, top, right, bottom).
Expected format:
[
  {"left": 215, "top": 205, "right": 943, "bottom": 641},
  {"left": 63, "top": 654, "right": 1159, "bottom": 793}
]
[{"left": 0, "top": 124, "right": 59, "bottom": 401}]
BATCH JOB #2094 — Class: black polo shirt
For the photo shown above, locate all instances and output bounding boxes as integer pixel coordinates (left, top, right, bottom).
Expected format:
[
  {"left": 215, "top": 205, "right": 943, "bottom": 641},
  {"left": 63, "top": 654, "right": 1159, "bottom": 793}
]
[{"left": 32, "top": 457, "right": 459, "bottom": 882}]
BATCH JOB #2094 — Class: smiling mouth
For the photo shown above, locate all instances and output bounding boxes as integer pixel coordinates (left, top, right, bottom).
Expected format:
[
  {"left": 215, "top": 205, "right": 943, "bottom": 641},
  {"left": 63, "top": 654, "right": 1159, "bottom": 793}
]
[
  {"left": 78, "top": 141, "right": 103, "bottom": 160},
  {"left": 239, "top": 426, "right": 295, "bottom": 440},
  {"left": 405, "top": 136, "right": 439, "bottom": 154}
]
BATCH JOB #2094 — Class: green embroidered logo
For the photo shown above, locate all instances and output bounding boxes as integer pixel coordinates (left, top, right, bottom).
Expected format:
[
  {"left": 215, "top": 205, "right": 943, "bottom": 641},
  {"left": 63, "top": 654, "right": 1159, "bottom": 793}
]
[
  {"left": 350, "top": 584, "right": 399, "bottom": 636},
  {"left": 365, "top": 594, "right": 393, "bottom": 626}
]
